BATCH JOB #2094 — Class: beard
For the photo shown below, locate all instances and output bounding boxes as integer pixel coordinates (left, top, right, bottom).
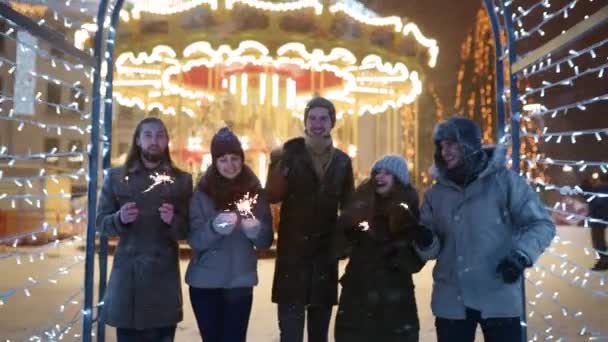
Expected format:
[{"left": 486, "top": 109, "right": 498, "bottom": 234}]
[
  {"left": 304, "top": 129, "right": 332, "bottom": 153},
  {"left": 140, "top": 146, "right": 166, "bottom": 164}
]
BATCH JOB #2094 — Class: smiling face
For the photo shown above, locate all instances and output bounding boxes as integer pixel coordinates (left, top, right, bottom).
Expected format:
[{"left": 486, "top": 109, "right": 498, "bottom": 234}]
[
  {"left": 374, "top": 168, "right": 395, "bottom": 196},
  {"left": 305, "top": 107, "right": 333, "bottom": 137},
  {"left": 440, "top": 140, "right": 463, "bottom": 170},
  {"left": 216, "top": 153, "right": 243, "bottom": 180}
]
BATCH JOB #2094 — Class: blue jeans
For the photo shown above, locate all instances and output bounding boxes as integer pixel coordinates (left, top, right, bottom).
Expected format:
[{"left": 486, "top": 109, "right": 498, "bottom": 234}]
[
  {"left": 435, "top": 307, "right": 522, "bottom": 342},
  {"left": 189, "top": 287, "right": 253, "bottom": 342},
  {"left": 277, "top": 304, "right": 332, "bottom": 342},
  {"left": 116, "top": 325, "right": 176, "bottom": 342}
]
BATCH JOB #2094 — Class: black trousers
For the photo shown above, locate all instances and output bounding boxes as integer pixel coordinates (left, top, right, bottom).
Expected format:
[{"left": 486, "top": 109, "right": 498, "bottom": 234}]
[
  {"left": 277, "top": 303, "right": 332, "bottom": 342},
  {"left": 591, "top": 223, "right": 607, "bottom": 257},
  {"left": 116, "top": 326, "right": 176, "bottom": 342}
]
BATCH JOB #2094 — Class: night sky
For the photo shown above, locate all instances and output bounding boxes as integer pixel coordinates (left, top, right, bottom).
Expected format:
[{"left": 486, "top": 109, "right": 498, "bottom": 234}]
[{"left": 360, "top": 0, "right": 483, "bottom": 110}]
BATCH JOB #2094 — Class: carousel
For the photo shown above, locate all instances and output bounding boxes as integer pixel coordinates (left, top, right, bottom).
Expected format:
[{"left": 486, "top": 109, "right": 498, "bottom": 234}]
[{"left": 107, "top": 0, "right": 438, "bottom": 183}]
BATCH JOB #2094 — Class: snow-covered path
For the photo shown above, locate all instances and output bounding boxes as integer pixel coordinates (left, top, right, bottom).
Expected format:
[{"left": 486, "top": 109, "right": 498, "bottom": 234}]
[{"left": 1, "top": 226, "right": 605, "bottom": 341}]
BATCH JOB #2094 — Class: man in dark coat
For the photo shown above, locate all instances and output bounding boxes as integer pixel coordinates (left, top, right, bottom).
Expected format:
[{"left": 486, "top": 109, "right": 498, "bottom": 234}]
[
  {"left": 96, "top": 117, "right": 192, "bottom": 342},
  {"left": 266, "top": 96, "right": 355, "bottom": 342}
]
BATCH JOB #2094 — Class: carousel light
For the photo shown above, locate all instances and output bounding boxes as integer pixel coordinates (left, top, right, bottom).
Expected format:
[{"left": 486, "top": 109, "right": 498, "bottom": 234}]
[
  {"left": 201, "top": 153, "right": 212, "bottom": 172},
  {"left": 230, "top": 75, "right": 237, "bottom": 95},
  {"left": 286, "top": 78, "right": 297, "bottom": 109},
  {"left": 259, "top": 73, "right": 267, "bottom": 105},
  {"left": 272, "top": 74, "right": 279, "bottom": 108},
  {"left": 114, "top": 41, "right": 425, "bottom": 118},
  {"left": 122, "top": 0, "right": 436, "bottom": 66},
  {"left": 132, "top": 0, "right": 218, "bottom": 16},
  {"left": 240, "top": 73, "right": 248, "bottom": 105},
  {"left": 258, "top": 153, "right": 267, "bottom": 186},
  {"left": 329, "top": 2, "right": 403, "bottom": 32},
  {"left": 187, "top": 136, "right": 203, "bottom": 152},
  {"left": 225, "top": 0, "right": 322, "bottom": 15}
]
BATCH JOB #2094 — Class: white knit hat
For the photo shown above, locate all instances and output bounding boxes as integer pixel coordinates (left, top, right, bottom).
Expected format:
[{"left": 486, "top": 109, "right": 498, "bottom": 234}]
[{"left": 371, "top": 154, "right": 410, "bottom": 186}]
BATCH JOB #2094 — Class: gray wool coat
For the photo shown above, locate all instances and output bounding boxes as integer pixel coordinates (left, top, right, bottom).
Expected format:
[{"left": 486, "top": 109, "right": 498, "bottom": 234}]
[
  {"left": 96, "top": 161, "right": 192, "bottom": 329},
  {"left": 416, "top": 145, "right": 555, "bottom": 319},
  {"left": 185, "top": 190, "right": 273, "bottom": 288}
]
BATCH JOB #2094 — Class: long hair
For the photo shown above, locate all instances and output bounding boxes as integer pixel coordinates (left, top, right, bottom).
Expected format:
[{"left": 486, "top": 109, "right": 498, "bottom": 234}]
[{"left": 122, "top": 117, "right": 174, "bottom": 175}]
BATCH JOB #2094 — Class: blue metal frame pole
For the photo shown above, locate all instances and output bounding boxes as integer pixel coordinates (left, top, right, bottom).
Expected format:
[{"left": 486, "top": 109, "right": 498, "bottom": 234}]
[
  {"left": 501, "top": 2, "right": 526, "bottom": 341},
  {"left": 483, "top": 0, "right": 507, "bottom": 142},
  {"left": 97, "top": 1, "right": 125, "bottom": 341},
  {"left": 83, "top": 0, "right": 110, "bottom": 341}
]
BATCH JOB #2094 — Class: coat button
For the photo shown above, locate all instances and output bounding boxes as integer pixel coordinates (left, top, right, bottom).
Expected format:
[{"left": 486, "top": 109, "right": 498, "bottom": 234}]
[{"left": 454, "top": 215, "right": 460, "bottom": 221}]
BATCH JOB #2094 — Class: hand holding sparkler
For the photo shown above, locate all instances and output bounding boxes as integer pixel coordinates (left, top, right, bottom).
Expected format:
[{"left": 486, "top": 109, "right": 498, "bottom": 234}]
[
  {"left": 398, "top": 202, "right": 417, "bottom": 221},
  {"left": 213, "top": 212, "right": 238, "bottom": 235},
  {"left": 399, "top": 202, "right": 434, "bottom": 247},
  {"left": 119, "top": 202, "right": 139, "bottom": 224},
  {"left": 158, "top": 203, "right": 174, "bottom": 225},
  {"left": 241, "top": 218, "right": 262, "bottom": 239}
]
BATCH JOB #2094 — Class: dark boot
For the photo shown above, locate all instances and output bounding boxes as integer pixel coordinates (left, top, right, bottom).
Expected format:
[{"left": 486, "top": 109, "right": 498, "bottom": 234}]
[{"left": 591, "top": 257, "right": 608, "bottom": 271}]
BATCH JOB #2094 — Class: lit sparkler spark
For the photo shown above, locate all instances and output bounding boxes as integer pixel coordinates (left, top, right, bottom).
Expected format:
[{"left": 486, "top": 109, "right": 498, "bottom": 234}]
[
  {"left": 234, "top": 192, "right": 258, "bottom": 218},
  {"left": 358, "top": 221, "right": 370, "bottom": 231},
  {"left": 399, "top": 202, "right": 418, "bottom": 221},
  {"left": 142, "top": 172, "right": 174, "bottom": 193}
]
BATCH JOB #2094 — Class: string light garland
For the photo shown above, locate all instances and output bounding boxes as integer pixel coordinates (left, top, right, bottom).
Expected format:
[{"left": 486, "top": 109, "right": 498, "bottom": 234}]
[
  {"left": 477, "top": 0, "right": 608, "bottom": 340},
  {"left": 0, "top": 23, "right": 93, "bottom": 72},
  {"left": 0, "top": 4, "right": 99, "bottom": 340},
  {"left": 522, "top": 92, "right": 608, "bottom": 118},
  {"left": 0, "top": 256, "right": 85, "bottom": 305},
  {"left": 521, "top": 61, "right": 608, "bottom": 98},
  {"left": 520, "top": 38, "right": 608, "bottom": 78},
  {"left": 513, "top": 0, "right": 586, "bottom": 40}
]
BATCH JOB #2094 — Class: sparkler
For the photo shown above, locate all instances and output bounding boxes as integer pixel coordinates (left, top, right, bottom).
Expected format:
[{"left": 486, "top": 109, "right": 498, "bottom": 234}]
[
  {"left": 399, "top": 202, "right": 416, "bottom": 221},
  {"left": 142, "top": 172, "right": 174, "bottom": 193},
  {"left": 358, "top": 221, "right": 370, "bottom": 231},
  {"left": 234, "top": 192, "right": 258, "bottom": 219}
]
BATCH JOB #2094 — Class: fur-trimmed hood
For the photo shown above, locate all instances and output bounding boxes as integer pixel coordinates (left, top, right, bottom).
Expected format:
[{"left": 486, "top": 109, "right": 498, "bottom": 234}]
[{"left": 432, "top": 144, "right": 508, "bottom": 185}]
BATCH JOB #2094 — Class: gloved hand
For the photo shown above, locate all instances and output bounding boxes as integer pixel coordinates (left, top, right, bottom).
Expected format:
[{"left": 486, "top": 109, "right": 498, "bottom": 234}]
[
  {"left": 496, "top": 250, "right": 531, "bottom": 283},
  {"left": 410, "top": 224, "right": 434, "bottom": 248},
  {"left": 213, "top": 212, "right": 238, "bottom": 235},
  {"left": 241, "top": 218, "right": 261, "bottom": 239}
]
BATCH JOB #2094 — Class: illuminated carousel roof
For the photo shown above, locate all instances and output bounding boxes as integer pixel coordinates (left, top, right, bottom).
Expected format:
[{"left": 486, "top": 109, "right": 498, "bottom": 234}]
[{"left": 111, "top": 0, "right": 438, "bottom": 120}]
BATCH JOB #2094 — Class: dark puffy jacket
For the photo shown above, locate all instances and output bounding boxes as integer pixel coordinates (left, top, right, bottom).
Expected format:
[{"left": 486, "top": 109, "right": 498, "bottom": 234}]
[
  {"left": 334, "top": 180, "right": 424, "bottom": 342},
  {"left": 96, "top": 161, "right": 192, "bottom": 329},
  {"left": 266, "top": 137, "right": 354, "bottom": 305}
]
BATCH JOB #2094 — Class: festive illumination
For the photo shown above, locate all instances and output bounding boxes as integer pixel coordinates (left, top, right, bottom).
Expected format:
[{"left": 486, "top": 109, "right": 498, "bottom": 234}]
[
  {"left": 454, "top": 7, "right": 498, "bottom": 144},
  {"left": 474, "top": 2, "right": 608, "bottom": 339},
  {"left": 113, "top": 38, "right": 424, "bottom": 125},
  {"left": 0, "top": 4, "right": 99, "bottom": 340},
  {"left": 120, "top": 0, "right": 438, "bottom": 67}
]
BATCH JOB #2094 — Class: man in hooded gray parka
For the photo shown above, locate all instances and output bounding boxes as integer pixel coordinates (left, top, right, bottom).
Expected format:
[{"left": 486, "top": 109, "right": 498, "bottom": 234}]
[{"left": 413, "top": 117, "right": 555, "bottom": 342}]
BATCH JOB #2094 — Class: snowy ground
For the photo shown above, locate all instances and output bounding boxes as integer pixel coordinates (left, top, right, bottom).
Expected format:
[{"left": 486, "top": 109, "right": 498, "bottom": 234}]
[{"left": 1, "top": 226, "right": 606, "bottom": 341}]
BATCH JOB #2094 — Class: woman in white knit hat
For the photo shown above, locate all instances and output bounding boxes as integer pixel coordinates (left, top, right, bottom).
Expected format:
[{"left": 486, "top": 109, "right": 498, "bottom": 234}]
[{"left": 333, "top": 155, "right": 428, "bottom": 342}]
